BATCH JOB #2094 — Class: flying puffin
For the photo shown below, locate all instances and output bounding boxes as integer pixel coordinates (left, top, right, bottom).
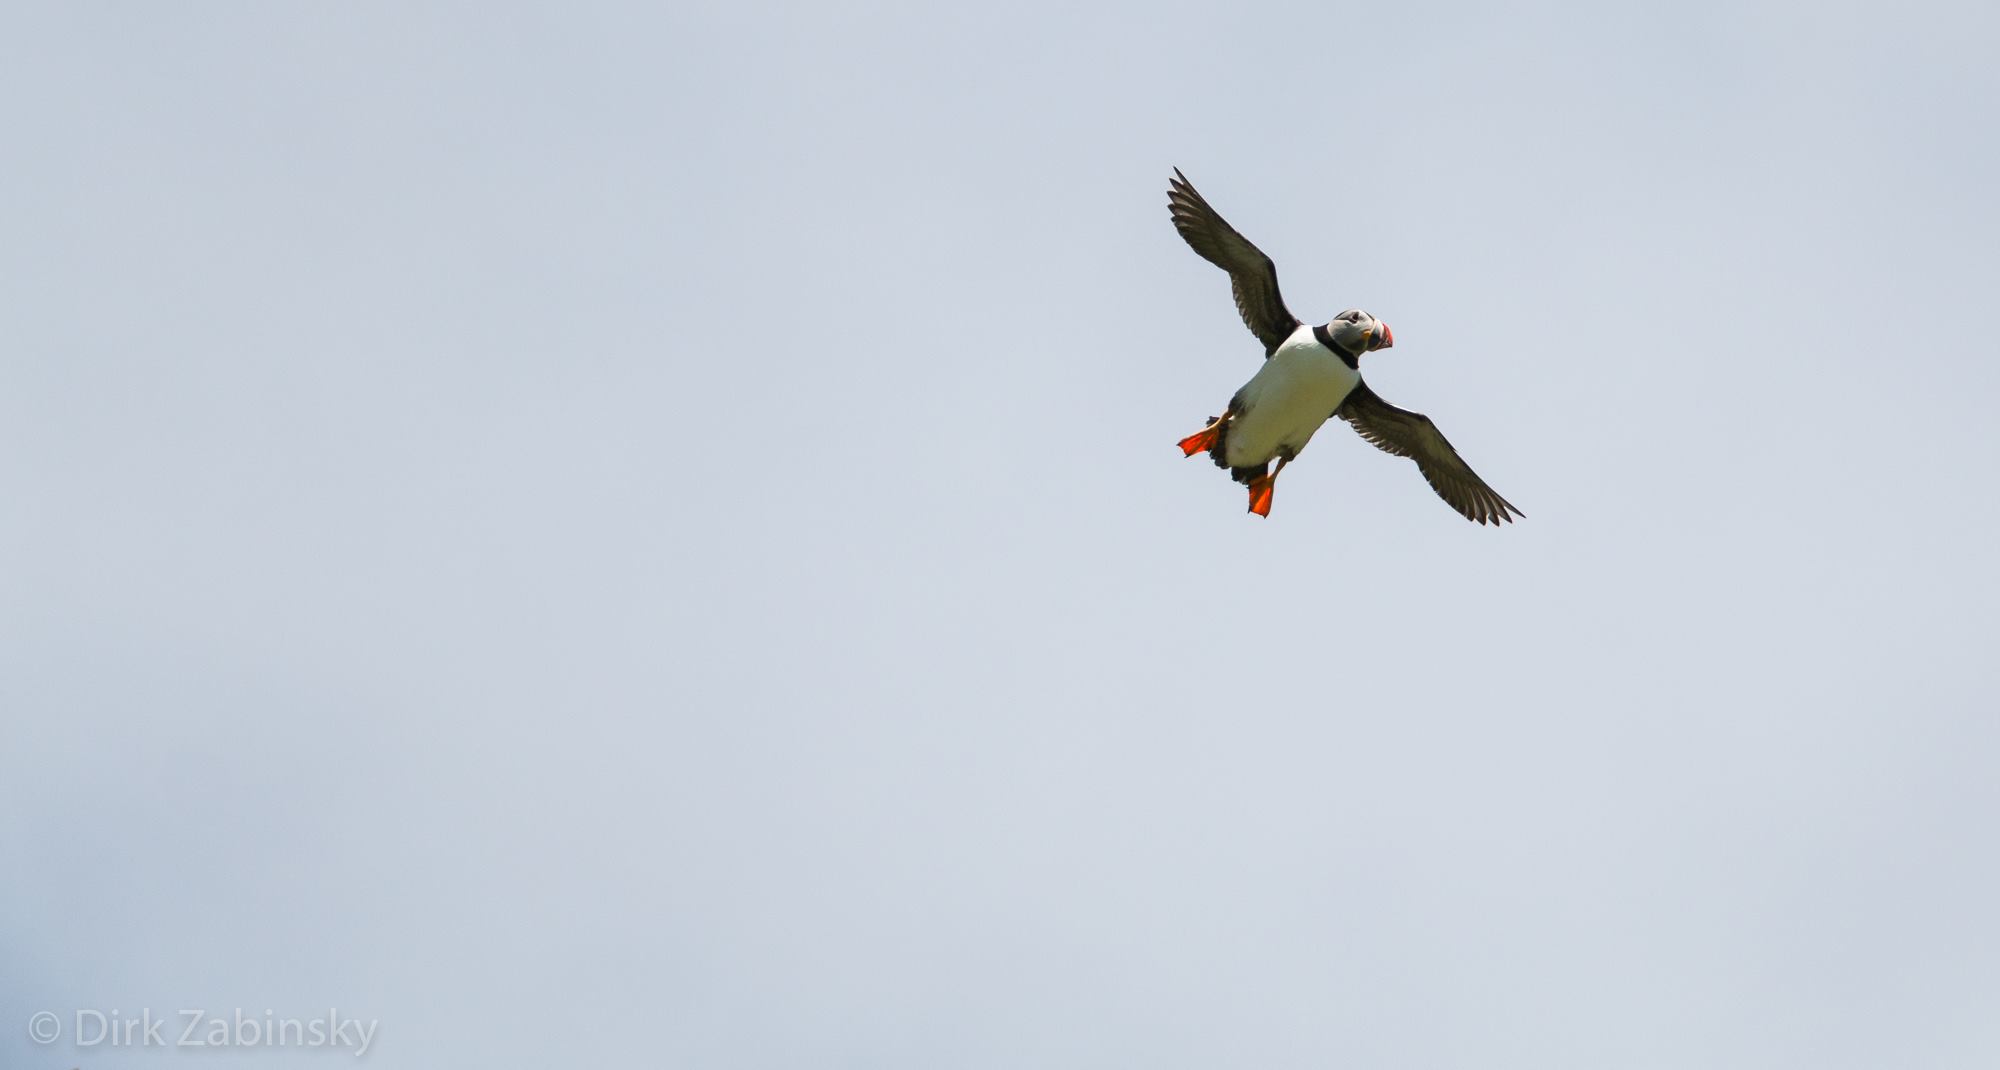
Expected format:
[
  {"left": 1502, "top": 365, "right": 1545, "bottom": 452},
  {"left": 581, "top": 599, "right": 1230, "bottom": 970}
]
[{"left": 1167, "top": 168, "right": 1524, "bottom": 524}]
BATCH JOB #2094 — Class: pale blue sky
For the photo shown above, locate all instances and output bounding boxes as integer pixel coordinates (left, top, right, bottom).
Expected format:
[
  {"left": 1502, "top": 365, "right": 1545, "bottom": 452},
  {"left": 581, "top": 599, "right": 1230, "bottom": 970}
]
[{"left": 5, "top": 3, "right": 1998, "bottom": 1067}]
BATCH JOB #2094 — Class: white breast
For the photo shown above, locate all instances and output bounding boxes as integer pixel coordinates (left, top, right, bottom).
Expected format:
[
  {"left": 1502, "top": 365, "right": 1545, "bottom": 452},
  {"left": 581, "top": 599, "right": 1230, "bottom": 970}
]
[{"left": 1222, "top": 326, "right": 1361, "bottom": 468}]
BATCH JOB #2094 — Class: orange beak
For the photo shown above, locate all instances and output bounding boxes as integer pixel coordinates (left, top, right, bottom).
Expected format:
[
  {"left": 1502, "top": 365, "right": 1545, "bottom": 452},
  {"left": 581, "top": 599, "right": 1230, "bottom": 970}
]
[{"left": 1378, "top": 322, "right": 1394, "bottom": 349}]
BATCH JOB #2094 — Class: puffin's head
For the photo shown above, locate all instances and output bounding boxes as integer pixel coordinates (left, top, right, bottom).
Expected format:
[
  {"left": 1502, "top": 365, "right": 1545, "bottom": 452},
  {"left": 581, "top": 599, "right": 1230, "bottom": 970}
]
[{"left": 1326, "top": 309, "right": 1394, "bottom": 355}]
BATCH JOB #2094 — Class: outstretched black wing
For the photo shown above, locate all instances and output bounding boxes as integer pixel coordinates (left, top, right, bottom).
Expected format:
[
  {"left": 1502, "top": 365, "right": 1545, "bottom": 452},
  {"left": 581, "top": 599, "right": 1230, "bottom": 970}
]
[
  {"left": 1167, "top": 169, "right": 1301, "bottom": 357},
  {"left": 1335, "top": 381, "right": 1525, "bottom": 526}
]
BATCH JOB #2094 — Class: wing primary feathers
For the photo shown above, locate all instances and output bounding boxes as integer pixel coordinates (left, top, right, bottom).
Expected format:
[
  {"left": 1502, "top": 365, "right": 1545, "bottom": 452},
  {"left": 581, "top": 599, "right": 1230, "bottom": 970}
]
[
  {"left": 1334, "top": 382, "right": 1525, "bottom": 525},
  {"left": 1166, "top": 169, "right": 1302, "bottom": 357}
]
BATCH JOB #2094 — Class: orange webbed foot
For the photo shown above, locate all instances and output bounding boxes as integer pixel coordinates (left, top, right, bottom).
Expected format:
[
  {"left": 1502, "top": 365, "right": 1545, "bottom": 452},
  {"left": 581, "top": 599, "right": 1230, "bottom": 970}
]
[
  {"left": 1177, "top": 422, "right": 1222, "bottom": 457},
  {"left": 1247, "top": 474, "right": 1276, "bottom": 517}
]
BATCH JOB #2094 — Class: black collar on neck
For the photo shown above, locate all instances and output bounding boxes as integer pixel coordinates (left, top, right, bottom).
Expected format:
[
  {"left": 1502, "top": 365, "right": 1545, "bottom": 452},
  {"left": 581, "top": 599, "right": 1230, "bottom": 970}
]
[{"left": 1312, "top": 323, "right": 1361, "bottom": 369}]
